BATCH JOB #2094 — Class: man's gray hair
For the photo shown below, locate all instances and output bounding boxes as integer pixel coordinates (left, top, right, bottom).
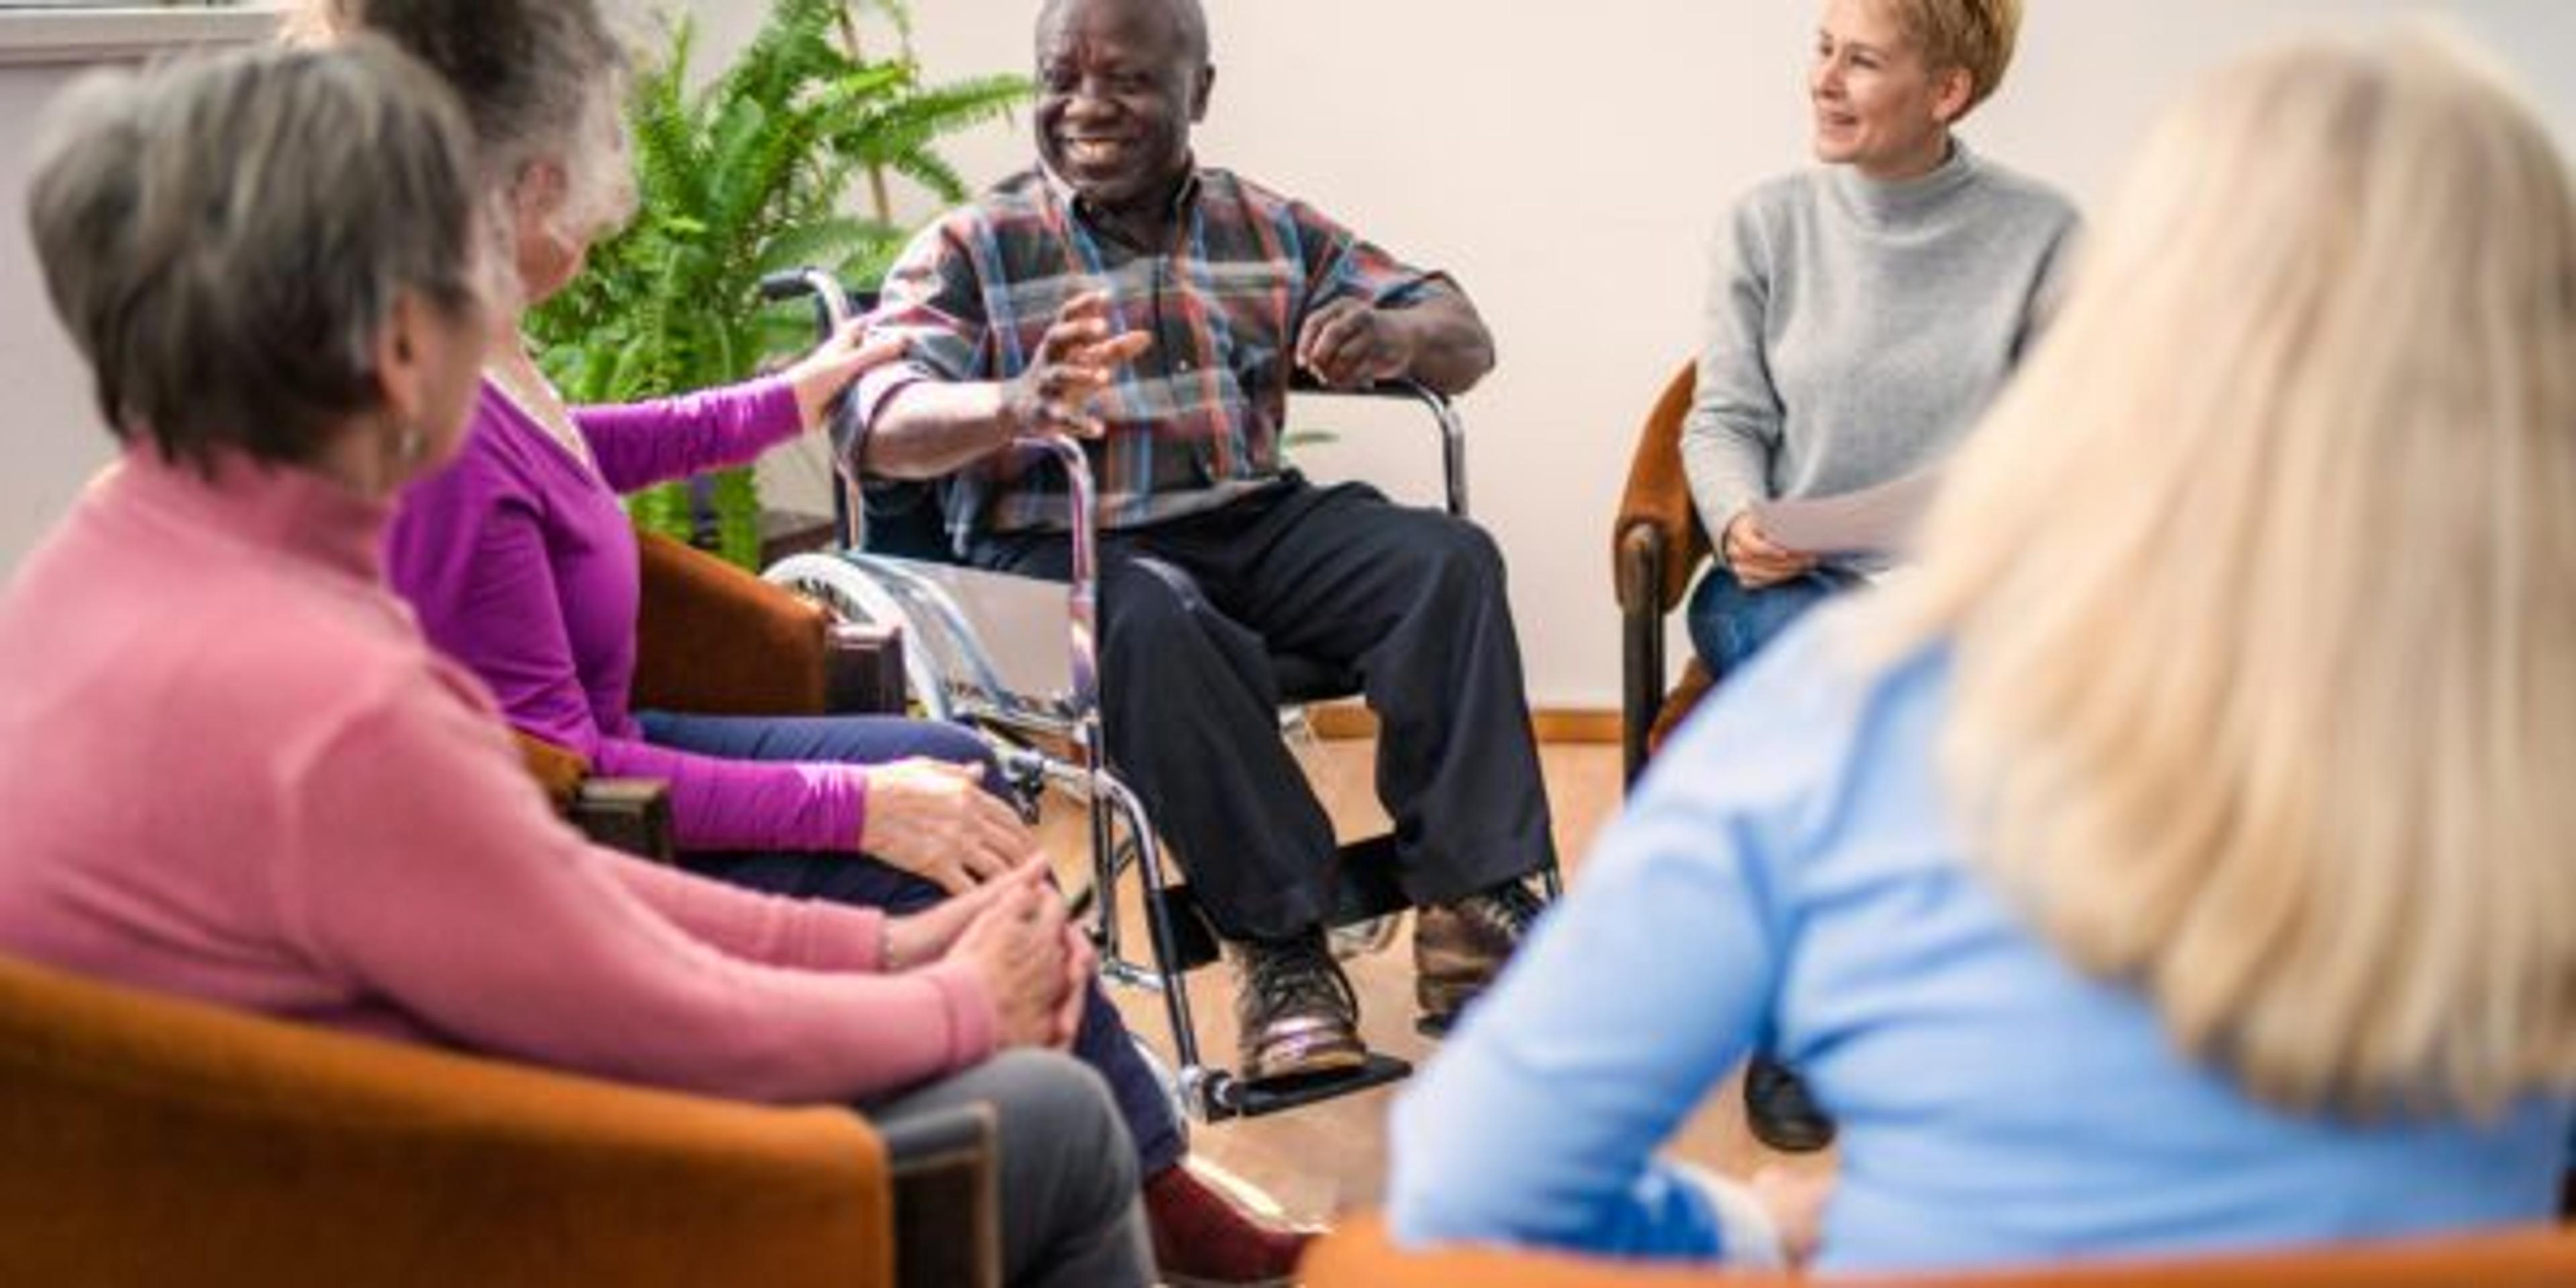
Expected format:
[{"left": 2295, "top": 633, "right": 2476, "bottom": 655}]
[
  {"left": 1037, "top": 0, "right": 1210, "bottom": 68},
  {"left": 26, "top": 38, "right": 484, "bottom": 471}
]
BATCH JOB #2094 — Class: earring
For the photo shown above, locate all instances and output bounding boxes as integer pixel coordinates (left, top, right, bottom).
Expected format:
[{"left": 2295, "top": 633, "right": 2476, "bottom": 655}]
[{"left": 395, "top": 420, "right": 425, "bottom": 465}]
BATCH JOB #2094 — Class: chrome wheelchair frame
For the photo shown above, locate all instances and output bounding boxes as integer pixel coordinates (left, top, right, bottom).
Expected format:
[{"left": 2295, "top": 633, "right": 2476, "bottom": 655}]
[{"left": 757, "top": 268, "right": 1521, "bottom": 1121}]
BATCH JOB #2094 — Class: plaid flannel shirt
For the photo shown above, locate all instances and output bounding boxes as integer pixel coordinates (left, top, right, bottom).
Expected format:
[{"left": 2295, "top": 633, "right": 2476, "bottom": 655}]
[{"left": 852, "top": 165, "right": 1445, "bottom": 543}]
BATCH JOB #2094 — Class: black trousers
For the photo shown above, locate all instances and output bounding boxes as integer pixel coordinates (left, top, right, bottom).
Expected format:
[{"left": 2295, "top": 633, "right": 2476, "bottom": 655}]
[{"left": 969, "top": 477, "right": 1556, "bottom": 941}]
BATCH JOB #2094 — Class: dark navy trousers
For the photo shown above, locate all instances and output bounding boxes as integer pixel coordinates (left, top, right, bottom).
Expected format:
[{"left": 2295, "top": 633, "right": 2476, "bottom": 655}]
[
  {"left": 638, "top": 710, "right": 1183, "bottom": 1177},
  {"left": 966, "top": 477, "right": 1558, "bottom": 942}
]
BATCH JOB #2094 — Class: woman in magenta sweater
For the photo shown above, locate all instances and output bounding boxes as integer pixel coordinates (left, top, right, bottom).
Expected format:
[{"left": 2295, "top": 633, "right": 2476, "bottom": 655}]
[
  {"left": 306, "top": 1, "right": 1294, "bottom": 1278},
  {"left": 0, "top": 42, "right": 1148, "bottom": 1288}
]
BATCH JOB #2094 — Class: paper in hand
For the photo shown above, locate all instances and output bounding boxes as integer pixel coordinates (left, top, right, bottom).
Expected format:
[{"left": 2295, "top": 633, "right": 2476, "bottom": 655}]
[{"left": 1750, "top": 472, "right": 1941, "bottom": 559}]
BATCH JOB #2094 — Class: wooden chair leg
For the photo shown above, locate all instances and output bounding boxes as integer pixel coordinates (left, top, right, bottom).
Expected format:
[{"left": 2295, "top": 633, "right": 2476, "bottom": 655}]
[{"left": 1617, "top": 526, "right": 1668, "bottom": 789}]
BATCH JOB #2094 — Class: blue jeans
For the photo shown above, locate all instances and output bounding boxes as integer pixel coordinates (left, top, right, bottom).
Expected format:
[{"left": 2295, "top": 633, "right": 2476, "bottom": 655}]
[
  {"left": 1684, "top": 565, "right": 1865, "bottom": 678},
  {"left": 636, "top": 710, "right": 1185, "bottom": 1177}
]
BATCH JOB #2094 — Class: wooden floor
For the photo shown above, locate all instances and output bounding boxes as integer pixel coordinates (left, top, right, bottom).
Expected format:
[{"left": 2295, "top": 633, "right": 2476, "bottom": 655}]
[{"left": 1036, "top": 731, "right": 1833, "bottom": 1229}]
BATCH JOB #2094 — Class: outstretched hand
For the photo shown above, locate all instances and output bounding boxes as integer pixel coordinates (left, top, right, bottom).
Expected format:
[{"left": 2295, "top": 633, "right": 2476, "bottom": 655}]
[{"left": 1004, "top": 292, "right": 1153, "bottom": 439}]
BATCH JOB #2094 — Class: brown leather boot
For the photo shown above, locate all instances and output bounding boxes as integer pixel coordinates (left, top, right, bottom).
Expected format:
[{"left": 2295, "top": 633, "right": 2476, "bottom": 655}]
[
  {"left": 1412, "top": 877, "right": 1547, "bottom": 1032},
  {"left": 1230, "top": 932, "right": 1365, "bottom": 1085}
]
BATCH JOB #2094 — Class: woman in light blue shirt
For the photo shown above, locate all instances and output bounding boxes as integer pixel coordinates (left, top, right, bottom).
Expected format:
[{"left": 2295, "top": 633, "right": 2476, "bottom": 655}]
[{"left": 1391, "top": 24, "right": 2576, "bottom": 1275}]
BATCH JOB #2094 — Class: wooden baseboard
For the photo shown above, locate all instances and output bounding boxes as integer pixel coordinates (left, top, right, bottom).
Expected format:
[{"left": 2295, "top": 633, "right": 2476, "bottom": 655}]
[
  {"left": 1305, "top": 704, "right": 1618, "bottom": 745},
  {"left": 1534, "top": 710, "right": 1623, "bottom": 745}
]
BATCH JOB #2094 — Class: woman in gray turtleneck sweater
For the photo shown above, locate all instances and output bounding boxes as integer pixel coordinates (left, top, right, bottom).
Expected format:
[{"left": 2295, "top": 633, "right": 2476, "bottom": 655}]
[
  {"left": 1684, "top": 0, "right": 2076, "bottom": 678},
  {"left": 1682, "top": 0, "right": 2076, "bottom": 1163}
]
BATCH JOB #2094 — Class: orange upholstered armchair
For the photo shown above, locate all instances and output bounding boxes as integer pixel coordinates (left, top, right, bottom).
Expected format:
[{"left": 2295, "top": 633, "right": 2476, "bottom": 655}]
[
  {"left": 1615, "top": 362, "right": 1717, "bottom": 786},
  {"left": 0, "top": 951, "right": 1002, "bottom": 1288},
  {"left": 1301, "top": 1213, "right": 2576, "bottom": 1287},
  {"left": 522, "top": 529, "right": 902, "bottom": 858},
  {"left": 630, "top": 527, "right": 900, "bottom": 718}
]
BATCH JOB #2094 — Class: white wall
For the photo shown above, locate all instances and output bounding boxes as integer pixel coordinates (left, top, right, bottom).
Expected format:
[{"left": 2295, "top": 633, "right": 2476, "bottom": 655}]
[
  {"left": 695, "top": 0, "right": 2576, "bottom": 708},
  {"left": 1, "top": 8, "right": 276, "bottom": 597},
  {"left": 0, "top": 58, "right": 111, "bottom": 585},
  {"left": 5, "top": 4, "right": 2573, "bottom": 708}
]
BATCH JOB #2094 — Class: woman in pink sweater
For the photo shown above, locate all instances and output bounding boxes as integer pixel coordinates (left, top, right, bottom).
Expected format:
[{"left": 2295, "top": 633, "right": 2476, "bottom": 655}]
[
  {"left": 0, "top": 42, "right": 1146, "bottom": 1288},
  {"left": 307, "top": 3, "right": 1299, "bottom": 1278}
]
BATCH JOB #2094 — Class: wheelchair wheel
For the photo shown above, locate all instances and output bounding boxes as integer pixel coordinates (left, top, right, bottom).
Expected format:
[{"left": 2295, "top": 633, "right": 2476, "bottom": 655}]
[{"left": 761, "top": 552, "right": 949, "bottom": 722}]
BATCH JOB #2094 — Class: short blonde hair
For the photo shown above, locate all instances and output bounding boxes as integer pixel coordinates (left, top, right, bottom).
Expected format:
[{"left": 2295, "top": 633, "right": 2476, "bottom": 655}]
[
  {"left": 1884, "top": 0, "right": 2023, "bottom": 113},
  {"left": 1875, "top": 23, "right": 2576, "bottom": 1116}
]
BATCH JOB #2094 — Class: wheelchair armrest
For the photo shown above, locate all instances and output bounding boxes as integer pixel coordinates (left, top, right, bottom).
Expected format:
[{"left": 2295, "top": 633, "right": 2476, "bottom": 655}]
[
  {"left": 1285, "top": 374, "right": 1452, "bottom": 402},
  {"left": 1613, "top": 363, "right": 1711, "bottom": 614},
  {"left": 1288, "top": 376, "right": 1470, "bottom": 518},
  {"left": 881, "top": 1104, "right": 1002, "bottom": 1288}
]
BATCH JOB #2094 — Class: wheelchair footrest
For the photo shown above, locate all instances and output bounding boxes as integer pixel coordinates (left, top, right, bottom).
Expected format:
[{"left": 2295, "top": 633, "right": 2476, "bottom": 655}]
[{"left": 1202, "top": 1052, "right": 1411, "bottom": 1122}]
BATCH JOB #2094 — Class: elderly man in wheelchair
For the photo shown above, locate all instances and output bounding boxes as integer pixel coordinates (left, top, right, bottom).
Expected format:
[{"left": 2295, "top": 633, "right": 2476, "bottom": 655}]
[{"left": 839, "top": 0, "right": 1558, "bottom": 1091}]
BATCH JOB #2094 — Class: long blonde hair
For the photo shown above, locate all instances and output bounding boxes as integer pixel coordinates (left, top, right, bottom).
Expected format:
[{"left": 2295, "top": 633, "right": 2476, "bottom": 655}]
[{"left": 1876, "top": 25, "right": 2576, "bottom": 1116}]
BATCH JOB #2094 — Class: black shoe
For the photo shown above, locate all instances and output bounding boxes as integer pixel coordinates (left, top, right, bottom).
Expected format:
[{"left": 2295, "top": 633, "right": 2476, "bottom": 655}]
[
  {"left": 1230, "top": 933, "right": 1366, "bottom": 1085},
  {"left": 1744, "top": 1057, "right": 1836, "bottom": 1153},
  {"left": 1413, "top": 877, "right": 1548, "bottom": 1034}
]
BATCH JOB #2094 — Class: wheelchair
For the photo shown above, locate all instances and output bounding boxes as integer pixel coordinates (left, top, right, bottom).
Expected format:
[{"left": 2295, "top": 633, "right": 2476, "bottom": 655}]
[{"left": 756, "top": 268, "right": 1556, "bottom": 1122}]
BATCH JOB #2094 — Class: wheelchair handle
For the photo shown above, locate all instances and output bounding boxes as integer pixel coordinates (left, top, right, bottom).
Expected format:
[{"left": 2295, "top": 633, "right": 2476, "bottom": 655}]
[
  {"left": 761, "top": 268, "right": 875, "bottom": 551},
  {"left": 762, "top": 267, "right": 1109, "bottom": 729},
  {"left": 1392, "top": 380, "right": 1470, "bottom": 519},
  {"left": 1287, "top": 376, "right": 1470, "bottom": 519},
  {"left": 1006, "top": 432, "right": 1102, "bottom": 715}
]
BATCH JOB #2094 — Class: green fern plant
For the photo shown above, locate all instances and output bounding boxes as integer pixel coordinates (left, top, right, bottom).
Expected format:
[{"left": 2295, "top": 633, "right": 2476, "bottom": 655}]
[{"left": 527, "top": 0, "right": 1027, "bottom": 568}]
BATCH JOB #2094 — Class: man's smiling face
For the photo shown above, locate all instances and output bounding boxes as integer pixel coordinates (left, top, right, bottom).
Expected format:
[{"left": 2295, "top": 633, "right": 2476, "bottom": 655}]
[{"left": 1034, "top": 0, "right": 1212, "bottom": 222}]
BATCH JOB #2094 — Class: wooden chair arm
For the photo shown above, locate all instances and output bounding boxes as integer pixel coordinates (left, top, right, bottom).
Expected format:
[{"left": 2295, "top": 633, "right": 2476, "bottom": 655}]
[
  {"left": 1612, "top": 363, "right": 1713, "bottom": 616},
  {"left": 826, "top": 621, "right": 908, "bottom": 716},
  {"left": 568, "top": 777, "right": 677, "bottom": 865},
  {"left": 513, "top": 731, "right": 676, "bottom": 862},
  {"left": 1619, "top": 525, "right": 1672, "bottom": 786}
]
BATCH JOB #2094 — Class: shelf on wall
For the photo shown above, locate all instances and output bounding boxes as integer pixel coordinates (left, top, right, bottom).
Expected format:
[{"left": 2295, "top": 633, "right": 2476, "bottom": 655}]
[{"left": 0, "top": 5, "right": 276, "bottom": 68}]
